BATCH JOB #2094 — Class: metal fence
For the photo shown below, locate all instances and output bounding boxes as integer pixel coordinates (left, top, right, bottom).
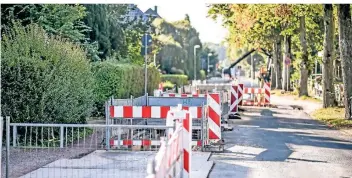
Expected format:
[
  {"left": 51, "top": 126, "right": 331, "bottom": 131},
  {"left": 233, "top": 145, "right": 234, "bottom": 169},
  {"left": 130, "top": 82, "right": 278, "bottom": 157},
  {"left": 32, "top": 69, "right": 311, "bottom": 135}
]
[
  {"left": 0, "top": 117, "right": 3, "bottom": 178},
  {"left": 3, "top": 117, "right": 172, "bottom": 178},
  {"left": 111, "top": 95, "right": 147, "bottom": 106}
]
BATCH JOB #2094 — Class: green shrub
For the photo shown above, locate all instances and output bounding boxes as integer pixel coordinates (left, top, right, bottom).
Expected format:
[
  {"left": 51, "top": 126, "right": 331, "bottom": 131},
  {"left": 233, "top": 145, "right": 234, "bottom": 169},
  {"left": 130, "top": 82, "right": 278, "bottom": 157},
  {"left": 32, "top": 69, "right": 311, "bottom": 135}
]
[
  {"left": 162, "top": 81, "right": 175, "bottom": 90},
  {"left": 199, "top": 70, "right": 206, "bottom": 80},
  {"left": 92, "top": 61, "right": 161, "bottom": 115},
  {"left": 161, "top": 74, "right": 188, "bottom": 86},
  {"left": 1, "top": 23, "right": 94, "bottom": 124}
]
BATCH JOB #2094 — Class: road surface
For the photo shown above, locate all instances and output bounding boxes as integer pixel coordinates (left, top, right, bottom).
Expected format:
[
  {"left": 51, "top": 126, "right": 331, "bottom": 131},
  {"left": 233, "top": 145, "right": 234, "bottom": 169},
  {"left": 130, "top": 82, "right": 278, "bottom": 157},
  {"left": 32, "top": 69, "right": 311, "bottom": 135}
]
[{"left": 210, "top": 105, "right": 352, "bottom": 178}]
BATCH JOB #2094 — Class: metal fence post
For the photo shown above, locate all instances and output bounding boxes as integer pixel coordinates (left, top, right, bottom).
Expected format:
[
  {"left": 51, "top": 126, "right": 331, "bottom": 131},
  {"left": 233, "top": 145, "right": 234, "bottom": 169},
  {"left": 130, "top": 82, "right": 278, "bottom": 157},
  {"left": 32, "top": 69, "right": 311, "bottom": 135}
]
[
  {"left": 12, "top": 126, "right": 16, "bottom": 147},
  {"left": 6, "top": 116, "right": 10, "bottom": 178},
  {"left": 201, "top": 104, "right": 204, "bottom": 152},
  {"left": 0, "top": 117, "right": 3, "bottom": 178},
  {"left": 147, "top": 93, "right": 149, "bottom": 106},
  {"left": 350, "top": 97, "right": 352, "bottom": 119},
  {"left": 117, "top": 126, "right": 121, "bottom": 149},
  {"left": 105, "top": 100, "right": 110, "bottom": 150},
  {"left": 60, "top": 126, "right": 64, "bottom": 148}
]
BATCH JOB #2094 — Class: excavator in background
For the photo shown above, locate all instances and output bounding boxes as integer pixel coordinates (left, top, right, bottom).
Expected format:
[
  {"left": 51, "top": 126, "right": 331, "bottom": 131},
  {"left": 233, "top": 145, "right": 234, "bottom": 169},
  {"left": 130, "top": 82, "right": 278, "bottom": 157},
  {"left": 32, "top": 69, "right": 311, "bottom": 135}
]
[{"left": 222, "top": 48, "right": 272, "bottom": 86}]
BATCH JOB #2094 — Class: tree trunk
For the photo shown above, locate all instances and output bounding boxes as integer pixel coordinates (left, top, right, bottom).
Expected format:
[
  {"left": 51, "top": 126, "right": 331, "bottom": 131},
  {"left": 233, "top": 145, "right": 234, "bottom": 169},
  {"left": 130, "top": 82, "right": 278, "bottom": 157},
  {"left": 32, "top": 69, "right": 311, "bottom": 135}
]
[
  {"left": 271, "top": 44, "right": 277, "bottom": 89},
  {"left": 274, "top": 38, "right": 283, "bottom": 89},
  {"left": 283, "top": 35, "right": 292, "bottom": 91},
  {"left": 299, "top": 16, "right": 309, "bottom": 97},
  {"left": 338, "top": 5, "right": 352, "bottom": 120},
  {"left": 322, "top": 4, "right": 336, "bottom": 108}
]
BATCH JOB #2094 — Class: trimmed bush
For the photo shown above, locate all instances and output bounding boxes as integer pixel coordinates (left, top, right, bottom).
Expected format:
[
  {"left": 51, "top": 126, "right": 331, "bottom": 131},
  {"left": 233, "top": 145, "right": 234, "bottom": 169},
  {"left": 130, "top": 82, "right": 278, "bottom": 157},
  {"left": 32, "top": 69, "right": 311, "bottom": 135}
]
[
  {"left": 199, "top": 70, "right": 206, "bottom": 80},
  {"left": 162, "top": 81, "right": 175, "bottom": 91},
  {"left": 161, "top": 74, "right": 188, "bottom": 86},
  {"left": 1, "top": 23, "right": 94, "bottom": 124},
  {"left": 92, "top": 61, "right": 161, "bottom": 115}
]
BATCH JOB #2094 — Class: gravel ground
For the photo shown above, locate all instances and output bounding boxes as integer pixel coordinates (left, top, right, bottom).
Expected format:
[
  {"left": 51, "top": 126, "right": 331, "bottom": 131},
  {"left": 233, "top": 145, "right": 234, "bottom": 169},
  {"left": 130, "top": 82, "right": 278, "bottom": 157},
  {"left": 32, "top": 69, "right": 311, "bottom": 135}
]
[{"left": 1, "top": 128, "right": 105, "bottom": 178}]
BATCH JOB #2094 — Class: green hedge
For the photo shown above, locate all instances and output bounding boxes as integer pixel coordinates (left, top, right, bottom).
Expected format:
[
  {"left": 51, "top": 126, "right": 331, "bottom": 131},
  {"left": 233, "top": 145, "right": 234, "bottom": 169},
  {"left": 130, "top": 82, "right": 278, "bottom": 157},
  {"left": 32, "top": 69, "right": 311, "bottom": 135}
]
[
  {"left": 162, "top": 81, "right": 175, "bottom": 90},
  {"left": 92, "top": 61, "right": 161, "bottom": 115},
  {"left": 161, "top": 74, "right": 188, "bottom": 86},
  {"left": 199, "top": 70, "right": 206, "bottom": 80},
  {"left": 1, "top": 23, "right": 94, "bottom": 124}
]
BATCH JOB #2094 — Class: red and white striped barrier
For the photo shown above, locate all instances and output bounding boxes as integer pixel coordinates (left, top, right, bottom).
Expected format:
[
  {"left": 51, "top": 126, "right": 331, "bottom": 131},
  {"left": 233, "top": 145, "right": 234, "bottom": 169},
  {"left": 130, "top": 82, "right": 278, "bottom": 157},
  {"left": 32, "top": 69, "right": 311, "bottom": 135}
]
[
  {"left": 241, "top": 84, "right": 271, "bottom": 106},
  {"left": 110, "top": 139, "right": 201, "bottom": 147},
  {"left": 229, "top": 85, "right": 238, "bottom": 114},
  {"left": 109, "top": 106, "right": 202, "bottom": 119},
  {"left": 148, "top": 108, "right": 192, "bottom": 178},
  {"left": 243, "top": 88, "right": 265, "bottom": 94},
  {"left": 238, "top": 84, "right": 244, "bottom": 106},
  {"left": 110, "top": 139, "right": 160, "bottom": 147},
  {"left": 182, "top": 112, "right": 192, "bottom": 177},
  {"left": 161, "top": 93, "right": 206, "bottom": 97},
  {"left": 242, "top": 100, "right": 265, "bottom": 106},
  {"left": 264, "top": 82, "right": 271, "bottom": 105},
  {"left": 207, "top": 93, "right": 221, "bottom": 140}
]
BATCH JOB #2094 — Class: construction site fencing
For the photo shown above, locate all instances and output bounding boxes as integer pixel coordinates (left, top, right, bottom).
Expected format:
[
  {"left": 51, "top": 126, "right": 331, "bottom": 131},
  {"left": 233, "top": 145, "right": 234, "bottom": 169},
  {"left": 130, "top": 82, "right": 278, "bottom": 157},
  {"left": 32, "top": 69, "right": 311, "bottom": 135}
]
[
  {"left": 2, "top": 117, "right": 172, "bottom": 178},
  {"left": 146, "top": 107, "right": 192, "bottom": 178},
  {"left": 111, "top": 95, "right": 147, "bottom": 106}
]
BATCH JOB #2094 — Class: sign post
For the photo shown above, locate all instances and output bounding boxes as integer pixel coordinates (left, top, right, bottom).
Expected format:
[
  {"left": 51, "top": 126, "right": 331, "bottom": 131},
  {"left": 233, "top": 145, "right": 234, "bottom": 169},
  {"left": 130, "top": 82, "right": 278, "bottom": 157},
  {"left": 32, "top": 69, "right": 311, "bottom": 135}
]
[{"left": 142, "top": 33, "right": 152, "bottom": 101}]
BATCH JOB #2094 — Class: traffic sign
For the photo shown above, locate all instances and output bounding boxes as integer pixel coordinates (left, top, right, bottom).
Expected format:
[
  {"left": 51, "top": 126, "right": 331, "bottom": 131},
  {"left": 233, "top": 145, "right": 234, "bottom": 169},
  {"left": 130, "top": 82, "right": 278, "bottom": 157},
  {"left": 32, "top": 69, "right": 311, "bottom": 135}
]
[
  {"left": 142, "top": 34, "right": 152, "bottom": 47},
  {"left": 285, "top": 56, "right": 291, "bottom": 65}
]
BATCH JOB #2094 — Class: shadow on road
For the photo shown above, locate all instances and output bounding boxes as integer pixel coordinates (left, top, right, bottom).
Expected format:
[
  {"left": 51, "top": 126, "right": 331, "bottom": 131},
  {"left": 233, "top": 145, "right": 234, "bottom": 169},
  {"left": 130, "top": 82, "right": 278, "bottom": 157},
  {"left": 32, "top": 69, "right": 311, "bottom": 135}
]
[{"left": 224, "top": 108, "right": 352, "bottom": 163}]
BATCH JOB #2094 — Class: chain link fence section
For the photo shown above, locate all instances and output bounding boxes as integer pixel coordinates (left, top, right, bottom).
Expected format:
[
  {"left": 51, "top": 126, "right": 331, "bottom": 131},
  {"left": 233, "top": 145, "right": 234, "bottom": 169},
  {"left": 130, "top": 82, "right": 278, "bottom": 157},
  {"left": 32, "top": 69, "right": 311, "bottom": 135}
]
[{"left": 4, "top": 118, "right": 171, "bottom": 178}]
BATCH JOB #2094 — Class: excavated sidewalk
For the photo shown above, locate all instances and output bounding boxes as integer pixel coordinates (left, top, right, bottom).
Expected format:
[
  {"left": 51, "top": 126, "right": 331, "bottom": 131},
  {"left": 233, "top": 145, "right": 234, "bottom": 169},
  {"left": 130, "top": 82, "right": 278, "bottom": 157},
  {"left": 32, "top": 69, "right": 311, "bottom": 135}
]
[{"left": 21, "top": 150, "right": 213, "bottom": 178}]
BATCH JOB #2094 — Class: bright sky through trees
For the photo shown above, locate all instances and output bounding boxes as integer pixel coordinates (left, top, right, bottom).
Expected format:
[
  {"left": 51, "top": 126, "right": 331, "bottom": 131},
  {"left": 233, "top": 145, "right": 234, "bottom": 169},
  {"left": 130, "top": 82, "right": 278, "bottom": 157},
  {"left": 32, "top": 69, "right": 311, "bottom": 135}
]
[{"left": 136, "top": 2, "right": 228, "bottom": 43}]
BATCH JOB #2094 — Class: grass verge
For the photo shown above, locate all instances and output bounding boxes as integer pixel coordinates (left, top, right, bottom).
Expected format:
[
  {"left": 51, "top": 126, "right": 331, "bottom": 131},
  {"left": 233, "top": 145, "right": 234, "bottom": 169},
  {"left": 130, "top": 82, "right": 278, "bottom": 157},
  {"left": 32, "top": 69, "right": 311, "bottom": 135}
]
[
  {"left": 271, "top": 89, "right": 298, "bottom": 96},
  {"left": 294, "top": 95, "right": 322, "bottom": 103},
  {"left": 271, "top": 89, "right": 322, "bottom": 103},
  {"left": 311, "top": 107, "right": 352, "bottom": 129}
]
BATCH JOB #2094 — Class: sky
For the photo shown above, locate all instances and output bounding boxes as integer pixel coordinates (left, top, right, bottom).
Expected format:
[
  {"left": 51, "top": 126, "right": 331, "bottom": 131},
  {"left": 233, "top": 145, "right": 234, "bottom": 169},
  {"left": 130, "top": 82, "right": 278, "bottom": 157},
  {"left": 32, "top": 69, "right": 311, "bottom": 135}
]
[{"left": 136, "top": 2, "right": 228, "bottom": 44}]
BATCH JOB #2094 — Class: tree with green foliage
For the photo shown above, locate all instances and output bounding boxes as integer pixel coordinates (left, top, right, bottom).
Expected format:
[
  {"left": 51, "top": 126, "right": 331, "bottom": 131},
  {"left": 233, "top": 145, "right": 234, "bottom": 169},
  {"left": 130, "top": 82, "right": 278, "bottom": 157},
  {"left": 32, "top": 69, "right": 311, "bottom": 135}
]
[
  {"left": 208, "top": 4, "right": 324, "bottom": 93},
  {"left": 152, "top": 15, "right": 202, "bottom": 80},
  {"left": 83, "top": 4, "right": 128, "bottom": 60},
  {"left": 1, "top": 23, "right": 94, "bottom": 124},
  {"left": 1, "top": 4, "right": 101, "bottom": 61}
]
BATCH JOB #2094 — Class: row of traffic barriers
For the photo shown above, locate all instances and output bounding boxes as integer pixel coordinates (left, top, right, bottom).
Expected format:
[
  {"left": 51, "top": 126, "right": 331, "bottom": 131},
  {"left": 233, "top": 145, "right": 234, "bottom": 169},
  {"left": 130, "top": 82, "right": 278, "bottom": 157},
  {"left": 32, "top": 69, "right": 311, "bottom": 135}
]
[
  {"left": 146, "top": 106, "right": 192, "bottom": 178},
  {"left": 105, "top": 91, "right": 223, "bottom": 151},
  {"left": 229, "top": 82, "right": 271, "bottom": 114}
]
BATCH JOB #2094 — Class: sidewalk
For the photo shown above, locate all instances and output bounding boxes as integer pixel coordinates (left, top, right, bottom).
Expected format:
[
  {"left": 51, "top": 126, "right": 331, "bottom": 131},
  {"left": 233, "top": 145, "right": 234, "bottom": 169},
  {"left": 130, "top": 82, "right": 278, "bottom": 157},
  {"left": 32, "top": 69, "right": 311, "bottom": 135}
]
[
  {"left": 270, "top": 95, "right": 322, "bottom": 115},
  {"left": 21, "top": 150, "right": 213, "bottom": 178},
  {"left": 270, "top": 95, "right": 352, "bottom": 138}
]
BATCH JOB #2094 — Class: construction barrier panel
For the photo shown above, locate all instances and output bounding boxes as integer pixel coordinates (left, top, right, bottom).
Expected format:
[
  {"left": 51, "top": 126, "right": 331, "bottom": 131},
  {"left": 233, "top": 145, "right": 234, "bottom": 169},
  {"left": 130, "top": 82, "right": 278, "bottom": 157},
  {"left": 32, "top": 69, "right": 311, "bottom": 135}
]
[
  {"left": 108, "top": 105, "right": 203, "bottom": 148},
  {"left": 264, "top": 82, "right": 270, "bottom": 105},
  {"left": 147, "top": 108, "right": 192, "bottom": 178},
  {"left": 207, "top": 93, "right": 221, "bottom": 141},
  {"left": 241, "top": 82, "right": 271, "bottom": 106},
  {"left": 110, "top": 106, "right": 202, "bottom": 119},
  {"left": 238, "top": 84, "right": 244, "bottom": 106},
  {"left": 160, "top": 93, "right": 206, "bottom": 97},
  {"left": 229, "top": 85, "right": 238, "bottom": 114}
]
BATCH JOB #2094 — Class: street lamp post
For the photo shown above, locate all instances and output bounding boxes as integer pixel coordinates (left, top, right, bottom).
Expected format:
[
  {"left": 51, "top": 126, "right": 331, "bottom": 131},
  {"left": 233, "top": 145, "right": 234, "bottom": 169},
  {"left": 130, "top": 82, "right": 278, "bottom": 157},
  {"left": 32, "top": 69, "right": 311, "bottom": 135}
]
[
  {"left": 194, "top": 45, "right": 200, "bottom": 80},
  {"left": 207, "top": 53, "right": 213, "bottom": 77}
]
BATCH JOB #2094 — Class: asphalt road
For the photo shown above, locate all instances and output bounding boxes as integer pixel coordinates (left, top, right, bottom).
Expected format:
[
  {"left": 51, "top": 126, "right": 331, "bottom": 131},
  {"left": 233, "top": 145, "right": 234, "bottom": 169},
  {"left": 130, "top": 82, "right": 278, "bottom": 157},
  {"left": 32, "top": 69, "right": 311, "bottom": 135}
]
[{"left": 209, "top": 106, "right": 352, "bottom": 178}]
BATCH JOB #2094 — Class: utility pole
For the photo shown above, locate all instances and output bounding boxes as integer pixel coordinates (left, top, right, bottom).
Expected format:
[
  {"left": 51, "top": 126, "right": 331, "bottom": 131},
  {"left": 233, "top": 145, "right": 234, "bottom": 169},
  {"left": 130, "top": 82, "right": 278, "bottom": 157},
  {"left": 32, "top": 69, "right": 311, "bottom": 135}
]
[
  {"left": 194, "top": 45, "right": 200, "bottom": 80},
  {"left": 207, "top": 53, "right": 213, "bottom": 77},
  {"left": 144, "top": 33, "right": 148, "bottom": 97}
]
